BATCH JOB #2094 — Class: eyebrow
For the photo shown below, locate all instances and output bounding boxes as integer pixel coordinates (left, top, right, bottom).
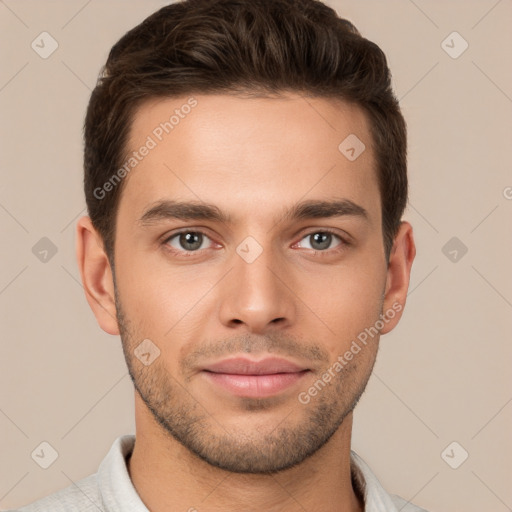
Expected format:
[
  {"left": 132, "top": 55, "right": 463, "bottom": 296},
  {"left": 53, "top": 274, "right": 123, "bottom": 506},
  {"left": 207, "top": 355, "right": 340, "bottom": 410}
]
[{"left": 138, "top": 198, "right": 369, "bottom": 226}]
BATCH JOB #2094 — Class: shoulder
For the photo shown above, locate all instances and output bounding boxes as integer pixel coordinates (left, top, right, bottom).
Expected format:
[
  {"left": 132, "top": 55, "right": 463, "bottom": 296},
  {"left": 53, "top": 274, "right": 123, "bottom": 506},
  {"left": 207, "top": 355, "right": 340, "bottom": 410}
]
[
  {"left": 9, "top": 473, "right": 100, "bottom": 512},
  {"left": 9, "top": 435, "right": 137, "bottom": 512}
]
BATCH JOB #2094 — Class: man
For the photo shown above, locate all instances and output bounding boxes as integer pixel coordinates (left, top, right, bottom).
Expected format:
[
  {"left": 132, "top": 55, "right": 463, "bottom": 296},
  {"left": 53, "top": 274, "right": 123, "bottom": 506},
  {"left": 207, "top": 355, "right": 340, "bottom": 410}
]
[{"left": 15, "top": 0, "right": 422, "bottom": 510}]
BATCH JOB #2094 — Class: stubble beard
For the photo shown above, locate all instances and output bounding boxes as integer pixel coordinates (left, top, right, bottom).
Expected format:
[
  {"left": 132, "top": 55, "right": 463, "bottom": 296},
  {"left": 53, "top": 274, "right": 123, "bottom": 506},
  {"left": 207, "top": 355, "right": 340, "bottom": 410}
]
[{"left": 115, "top": 290, "right": 378, "bottom": 474}]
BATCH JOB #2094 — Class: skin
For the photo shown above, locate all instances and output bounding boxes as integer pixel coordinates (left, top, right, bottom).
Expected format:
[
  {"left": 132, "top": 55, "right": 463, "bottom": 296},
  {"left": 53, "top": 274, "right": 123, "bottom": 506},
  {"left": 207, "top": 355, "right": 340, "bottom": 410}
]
[{"left": 77, "top": 92, "right": 415, "bottom": 512}]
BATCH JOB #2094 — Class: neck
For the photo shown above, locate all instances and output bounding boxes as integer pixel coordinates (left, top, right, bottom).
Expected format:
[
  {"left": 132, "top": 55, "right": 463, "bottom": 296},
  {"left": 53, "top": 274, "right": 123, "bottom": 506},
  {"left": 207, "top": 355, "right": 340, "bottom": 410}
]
[{"left": 128, "top": 394, "right": 364, "bottom": 512}]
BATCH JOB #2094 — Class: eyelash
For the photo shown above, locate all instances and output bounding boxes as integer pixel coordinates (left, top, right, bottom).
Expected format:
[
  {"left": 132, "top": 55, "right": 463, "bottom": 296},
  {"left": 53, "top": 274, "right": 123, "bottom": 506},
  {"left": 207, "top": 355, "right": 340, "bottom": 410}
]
[{"left": 162, "top": 228, "right": 351, "bottom": 258}]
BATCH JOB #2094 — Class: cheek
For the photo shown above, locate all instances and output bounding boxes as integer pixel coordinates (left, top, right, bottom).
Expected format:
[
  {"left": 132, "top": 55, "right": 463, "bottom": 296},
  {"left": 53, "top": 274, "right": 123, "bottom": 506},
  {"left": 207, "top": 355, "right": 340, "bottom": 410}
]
[
  {"left": 113, "top": 247, "right": 173, "bottom": 332},
  {"left": 305, "top": 258, "right": 385, "bottom": 353},
  {"left": 114, "top": 247, "right": 218, "bottom": 343}
]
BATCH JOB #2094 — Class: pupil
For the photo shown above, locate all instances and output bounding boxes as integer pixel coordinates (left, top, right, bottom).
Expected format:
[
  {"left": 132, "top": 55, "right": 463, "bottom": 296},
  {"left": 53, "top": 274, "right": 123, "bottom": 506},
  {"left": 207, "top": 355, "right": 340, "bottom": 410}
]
[
  {"left": 312, "top": 232, "right": 330, "bottom": 250},
  {"left": 181, "top": 232, "right": 201, "bottom": 250}
]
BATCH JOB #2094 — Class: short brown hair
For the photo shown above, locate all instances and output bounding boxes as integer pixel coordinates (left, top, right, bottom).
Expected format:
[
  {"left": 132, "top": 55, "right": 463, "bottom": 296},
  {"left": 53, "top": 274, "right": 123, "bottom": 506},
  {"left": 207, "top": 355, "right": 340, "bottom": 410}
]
[{"left": 84, "top": 0, "right": 407, "bottom": 262}]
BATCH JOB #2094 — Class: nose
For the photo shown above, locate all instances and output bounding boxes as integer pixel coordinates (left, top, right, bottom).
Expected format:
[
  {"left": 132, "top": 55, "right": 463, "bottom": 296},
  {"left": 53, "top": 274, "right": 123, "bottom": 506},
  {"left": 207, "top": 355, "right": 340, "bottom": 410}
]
[{"left": 218, "top": 240, "right": 297, "bottom": 333}]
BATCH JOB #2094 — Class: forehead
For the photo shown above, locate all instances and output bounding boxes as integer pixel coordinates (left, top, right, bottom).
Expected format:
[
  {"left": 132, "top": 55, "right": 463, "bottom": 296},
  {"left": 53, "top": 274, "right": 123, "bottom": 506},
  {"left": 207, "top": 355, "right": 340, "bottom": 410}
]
[{"left": 118, "top": 93, "right": 380, "bottom": 227}]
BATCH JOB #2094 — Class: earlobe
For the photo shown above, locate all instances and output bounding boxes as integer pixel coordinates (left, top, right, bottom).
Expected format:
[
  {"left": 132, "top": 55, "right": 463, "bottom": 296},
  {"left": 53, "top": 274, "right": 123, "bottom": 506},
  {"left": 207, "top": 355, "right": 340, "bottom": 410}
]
[
  {"left": 76, "top": 216, "right": 120, "bottom": 335},
  {"left": 380, "top": 221, "right": 416, "bottom": 335}
]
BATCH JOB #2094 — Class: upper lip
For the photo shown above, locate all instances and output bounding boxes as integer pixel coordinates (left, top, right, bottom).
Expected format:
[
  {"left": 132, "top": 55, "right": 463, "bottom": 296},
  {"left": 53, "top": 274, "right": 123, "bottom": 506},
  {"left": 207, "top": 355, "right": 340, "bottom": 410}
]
[{"left": 202, "top": 357, "right": 308, "bottom": 375}]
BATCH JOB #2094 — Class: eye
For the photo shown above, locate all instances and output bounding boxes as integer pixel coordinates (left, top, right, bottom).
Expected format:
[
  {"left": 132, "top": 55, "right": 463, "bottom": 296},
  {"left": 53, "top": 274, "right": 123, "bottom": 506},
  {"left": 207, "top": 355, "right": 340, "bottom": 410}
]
[
  {"left": 296, "top": 230, "right": 344, "bottom": 252},
  {"left": 165, "top": 231, "right": 213, "bottom": 253}
]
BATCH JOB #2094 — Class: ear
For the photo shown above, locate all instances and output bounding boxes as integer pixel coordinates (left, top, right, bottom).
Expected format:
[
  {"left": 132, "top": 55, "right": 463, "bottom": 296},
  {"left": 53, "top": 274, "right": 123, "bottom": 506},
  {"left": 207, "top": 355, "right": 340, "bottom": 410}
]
[
  {"left": 380, "top": 221, "right": 416, "bottom": 335},
  {"left": 76, "top": 216, "right": 119, "bottom": 335}
]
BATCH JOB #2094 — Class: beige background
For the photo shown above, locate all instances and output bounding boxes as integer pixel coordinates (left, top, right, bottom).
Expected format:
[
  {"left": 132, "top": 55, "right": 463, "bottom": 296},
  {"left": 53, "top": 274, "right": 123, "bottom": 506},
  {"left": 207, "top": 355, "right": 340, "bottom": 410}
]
[{"left": 1, "top": 0, "right": 511, "bottom": 510}]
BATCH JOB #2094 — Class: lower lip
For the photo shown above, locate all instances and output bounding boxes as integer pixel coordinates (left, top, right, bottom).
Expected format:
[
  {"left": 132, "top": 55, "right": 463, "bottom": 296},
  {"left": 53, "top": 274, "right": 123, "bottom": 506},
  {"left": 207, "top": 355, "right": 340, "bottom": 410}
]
[{"left": 202, "top": 371, "right": 309, "bottom": 398}]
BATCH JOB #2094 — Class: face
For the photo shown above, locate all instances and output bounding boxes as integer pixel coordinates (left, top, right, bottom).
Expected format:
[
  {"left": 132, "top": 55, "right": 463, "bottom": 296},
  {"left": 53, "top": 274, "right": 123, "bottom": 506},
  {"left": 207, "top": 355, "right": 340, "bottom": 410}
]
[{"left": 112, "top": 93, "right": 391, "bottom": 473}]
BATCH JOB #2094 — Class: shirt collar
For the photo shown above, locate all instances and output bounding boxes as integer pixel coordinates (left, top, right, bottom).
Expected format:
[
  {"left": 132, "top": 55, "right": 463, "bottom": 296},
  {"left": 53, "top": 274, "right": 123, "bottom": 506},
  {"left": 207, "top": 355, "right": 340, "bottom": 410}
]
[
  {"left": 351, "top": 450, "right": 401, "bottom": 511},
  {"left": 97, "top": 435, "right": 148, "bottom": 511}
]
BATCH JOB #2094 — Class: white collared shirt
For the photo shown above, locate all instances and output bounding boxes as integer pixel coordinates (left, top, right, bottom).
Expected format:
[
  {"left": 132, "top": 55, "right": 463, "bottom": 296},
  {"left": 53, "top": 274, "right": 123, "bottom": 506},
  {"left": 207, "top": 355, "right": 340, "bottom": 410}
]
[{"left": 13, "top": 435, "right": 428, "bottom": 511}]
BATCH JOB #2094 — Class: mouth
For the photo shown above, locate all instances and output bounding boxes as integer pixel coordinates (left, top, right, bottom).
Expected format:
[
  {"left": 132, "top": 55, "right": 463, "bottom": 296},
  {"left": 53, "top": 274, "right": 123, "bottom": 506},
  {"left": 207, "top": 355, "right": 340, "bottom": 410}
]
[{"left": 201, "top": 357, "right": 311, "bottom": 398}]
